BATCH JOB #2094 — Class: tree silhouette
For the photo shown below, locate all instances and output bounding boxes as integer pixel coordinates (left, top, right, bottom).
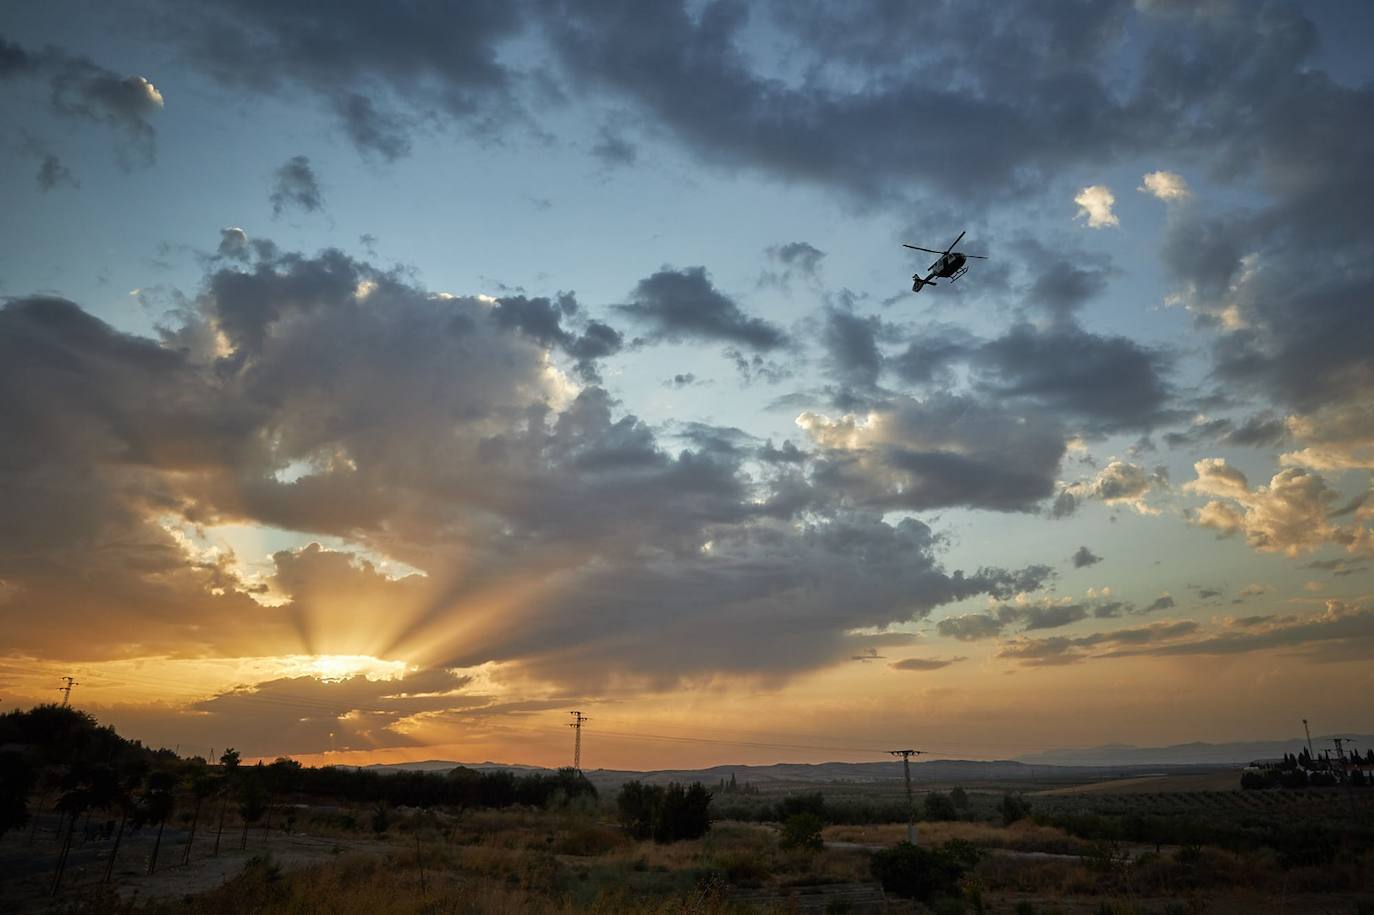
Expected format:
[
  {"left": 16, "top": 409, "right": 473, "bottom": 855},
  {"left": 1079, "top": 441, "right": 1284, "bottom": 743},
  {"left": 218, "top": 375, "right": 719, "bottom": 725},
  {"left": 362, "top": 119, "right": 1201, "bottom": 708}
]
[
  {"left": 237, "top": 766, "right": 267, "bottom": 850},
  {"left": 103, "top": 766, "right": 145, "bottom": 885},
  {"left": 0, "top": 751, "right": 34, "bottom": 839},
  {"left": 140, "top": 771, "right": 176, "bottom": 876},
  {"left": 181, "top": 763, "right": 217, "bottom": 865},
  {"left": 213, "top": 748, "right": 239, "bottom": 857}
]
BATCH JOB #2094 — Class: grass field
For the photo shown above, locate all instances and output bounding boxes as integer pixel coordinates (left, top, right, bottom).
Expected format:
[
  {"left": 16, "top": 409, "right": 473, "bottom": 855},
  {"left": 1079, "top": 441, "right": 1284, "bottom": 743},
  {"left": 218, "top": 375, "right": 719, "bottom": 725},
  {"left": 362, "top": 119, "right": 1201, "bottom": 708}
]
[{"left": 8, "top": 777, "right": 1374, "bottom": 913}]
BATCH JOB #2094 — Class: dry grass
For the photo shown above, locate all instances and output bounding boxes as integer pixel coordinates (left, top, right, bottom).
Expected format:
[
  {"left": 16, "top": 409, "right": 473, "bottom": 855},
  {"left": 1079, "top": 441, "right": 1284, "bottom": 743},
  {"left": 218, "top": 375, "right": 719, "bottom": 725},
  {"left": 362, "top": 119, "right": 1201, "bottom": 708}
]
[{"left": 823, "top": 818, "right": 1091, "bottom": 854}]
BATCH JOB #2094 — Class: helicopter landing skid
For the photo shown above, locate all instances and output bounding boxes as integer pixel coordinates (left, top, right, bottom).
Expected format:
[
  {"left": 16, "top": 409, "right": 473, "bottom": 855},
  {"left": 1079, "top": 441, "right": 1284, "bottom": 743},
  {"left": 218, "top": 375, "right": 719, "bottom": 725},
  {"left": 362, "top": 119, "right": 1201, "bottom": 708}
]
[{"left": 947, "top": 266, "right": 970, "bottom": 283}]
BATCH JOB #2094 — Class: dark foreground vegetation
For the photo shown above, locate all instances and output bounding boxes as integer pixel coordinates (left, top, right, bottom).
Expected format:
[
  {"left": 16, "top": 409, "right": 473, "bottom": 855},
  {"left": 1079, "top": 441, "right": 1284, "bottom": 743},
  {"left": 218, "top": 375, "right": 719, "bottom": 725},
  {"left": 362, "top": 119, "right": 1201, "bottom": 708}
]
[{"left": 3, "top": 706, "right": 1373, "bottom": 913}]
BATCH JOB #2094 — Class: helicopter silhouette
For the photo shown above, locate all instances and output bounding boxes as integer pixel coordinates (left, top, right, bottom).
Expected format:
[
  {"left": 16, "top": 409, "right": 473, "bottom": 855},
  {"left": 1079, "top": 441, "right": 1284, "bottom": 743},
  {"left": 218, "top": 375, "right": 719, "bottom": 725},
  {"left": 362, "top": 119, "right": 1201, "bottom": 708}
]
[{"left": 903, "top": 231, "right": 987, "bottom": 292}]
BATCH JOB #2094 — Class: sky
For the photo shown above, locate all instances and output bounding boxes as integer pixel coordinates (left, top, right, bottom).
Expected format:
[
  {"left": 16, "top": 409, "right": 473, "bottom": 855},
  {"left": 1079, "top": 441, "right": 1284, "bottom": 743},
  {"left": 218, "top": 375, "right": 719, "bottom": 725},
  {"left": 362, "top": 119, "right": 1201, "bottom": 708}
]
[{"left": 1, "top": 0, "right": 1373, "bottom": 770}]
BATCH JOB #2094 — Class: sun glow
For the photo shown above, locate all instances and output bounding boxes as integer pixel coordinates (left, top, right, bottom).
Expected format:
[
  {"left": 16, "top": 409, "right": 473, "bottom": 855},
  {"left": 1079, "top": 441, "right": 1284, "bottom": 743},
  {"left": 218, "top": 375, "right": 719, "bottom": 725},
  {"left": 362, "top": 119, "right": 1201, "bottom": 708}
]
[{"left": 280, "top": 654, "right": 411, "bottom": 682}]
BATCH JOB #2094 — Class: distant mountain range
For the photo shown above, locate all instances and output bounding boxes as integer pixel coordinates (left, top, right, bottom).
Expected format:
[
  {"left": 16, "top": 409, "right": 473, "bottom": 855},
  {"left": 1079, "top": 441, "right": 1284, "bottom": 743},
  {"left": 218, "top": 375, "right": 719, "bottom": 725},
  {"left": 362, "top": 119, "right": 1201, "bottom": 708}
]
[
  {"left": 349, "top": 734, "right": 1373, "bottom": 785},
  {"left": 1013, "top": 734, "right": 1374, "bottom": 767}
]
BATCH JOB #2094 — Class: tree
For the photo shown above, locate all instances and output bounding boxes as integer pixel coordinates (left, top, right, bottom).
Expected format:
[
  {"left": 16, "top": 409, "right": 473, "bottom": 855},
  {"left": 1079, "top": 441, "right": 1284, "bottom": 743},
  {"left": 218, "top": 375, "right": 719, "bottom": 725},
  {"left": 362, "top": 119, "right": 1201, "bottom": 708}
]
[
  {"left": 237, "top": 767, "right": 267, "bottom": 850},
  {"left": 923, "top": 791, "right": 958, "bottom": 821},
  {"left": 213, "top": 748, "right": 239, "bottom": 856},
  {"left": 616, "top": 781, "right": 712, "bottom": 843},
  {"left": 103, "top": 767, "right": 145, "bottom": 885},
  {"left": 0, "top": 751, "right": 34, "bottom": 838},
  {"left": 871, "top": 841, "right": 980, "bottom": 902},
  {"left": 780, "top": 812, "right": 825, "bottom": 852},
  {"left": 999, "top": 792, "right": 1031, "bottom": 826},
  {"left": 950, "top": 786, "right": 969, "bottom": 810},
  {"left": 140, "top": 771, "right": 176, "bottom": 876},
  {"left": 182, "top": 766, "right": 218, "bottom": 865}
]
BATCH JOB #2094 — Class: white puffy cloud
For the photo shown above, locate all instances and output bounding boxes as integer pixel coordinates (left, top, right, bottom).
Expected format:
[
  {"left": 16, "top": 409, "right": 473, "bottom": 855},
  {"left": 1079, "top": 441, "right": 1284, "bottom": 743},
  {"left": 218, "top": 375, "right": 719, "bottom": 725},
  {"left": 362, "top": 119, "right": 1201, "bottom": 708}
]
[
  {"left": 1138, "top": 170, "right": 1190, "bottom": 201},
  {"left": 1184, "top": 459, "right": 1371, "bottom": 557},
  {"left": 1074, "top": 185, "right": 1118, "bottom": 228},
  {"left": 1055, "top": 460, "right": 1166, "bottom": 516}
]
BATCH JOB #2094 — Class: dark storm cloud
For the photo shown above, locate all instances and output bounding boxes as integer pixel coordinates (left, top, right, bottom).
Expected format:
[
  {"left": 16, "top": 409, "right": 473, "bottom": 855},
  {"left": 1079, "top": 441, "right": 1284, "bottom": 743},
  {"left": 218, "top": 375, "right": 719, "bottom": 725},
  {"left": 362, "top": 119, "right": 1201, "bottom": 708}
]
[
  {"left": 216, "top": 227, "right": 251, "bottom": 261},
  {"left": 617, "top": 267, "right": 787, "bottom": 350},
  {"left": 270, "top": 155, "right": 325, "bottom": 216},
  {"left": 334, "top": 92, "right": 412, "bottom": 161},
  {"left": 0, "top": 35, "right": 35, "bottom": 76},
  {"left": 771, "top": 242, "right": 825, "bottom": 275},
  {"left": 972, "top": 324, "right": 1176, "bottom": 433},
  {"left": 1072, "top": 546, "right": 1102, "bottom": 568},
  {"left": 802, "top": 394, "right": 1067, "bottom": 513},
  {"left": 887, "top": 326, "right": 976, "bottom": 388},
  {"left": 1, "top": 36, "right": 164, "bottom": 165},
  {"left": 821, "top": 307, "right": 884, "bottom": 390},
  {"left": 159, "top": 0, "right": 524, "bottom": 158},
  {"left": 1015, "top": 240, "right": 1114, "bottom": 325},
  {"left": 538, "top": 0, "right": 1159, "bottom": 207},
  {"left": 0, "top": 243, "right": 1051, "bottom": 687},
  {"left": 1164, "top": 412, "right": 1288, "bottom": 450},
  {"left": 490, "top": 292, "right": 623, "bottom": 381}
]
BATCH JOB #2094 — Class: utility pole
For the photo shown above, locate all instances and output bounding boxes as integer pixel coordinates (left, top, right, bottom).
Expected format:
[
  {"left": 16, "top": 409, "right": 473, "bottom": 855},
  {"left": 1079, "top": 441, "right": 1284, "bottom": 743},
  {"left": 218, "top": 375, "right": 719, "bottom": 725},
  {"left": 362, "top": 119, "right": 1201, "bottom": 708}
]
[
  {"left": 1303, "top": 718, "right": 1315, "bottom": 759},
  {"left": 889, "top": 749, "right": 922, "bottom": 845},
  {"left": 58, "top": 677, "right": 78, "bottom": 708},
  {"left": 569, "top": 711, "right": 589, "bottom": 771}
]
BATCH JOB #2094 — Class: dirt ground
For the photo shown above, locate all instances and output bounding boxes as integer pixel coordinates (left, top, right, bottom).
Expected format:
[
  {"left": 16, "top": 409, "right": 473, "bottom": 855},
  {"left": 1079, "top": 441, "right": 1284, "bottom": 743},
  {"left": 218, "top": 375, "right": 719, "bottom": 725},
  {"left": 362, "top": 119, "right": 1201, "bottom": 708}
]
[{"left": 0, "top": 814, "right": 395, "bottom": 912}]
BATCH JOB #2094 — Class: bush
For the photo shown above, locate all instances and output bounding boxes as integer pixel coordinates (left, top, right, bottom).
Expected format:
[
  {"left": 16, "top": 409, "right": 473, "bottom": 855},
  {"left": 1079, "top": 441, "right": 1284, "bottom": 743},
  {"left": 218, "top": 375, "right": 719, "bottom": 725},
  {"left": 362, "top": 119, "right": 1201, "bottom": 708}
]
[
  {"left": 777, "top": 792, "right": 827, "bottom": 821},
  {"left": 999, "top": 793, "right": 1032, "bottom": 826},
  {"left": 616, "top": 780, "right": 712, "bottom": 843},
  {"left": 870, "top": 841, "right": 975, "bottom": 902},
  {"left": 924, "top": 792, "right": 959, "bottom": 821},
  {"left": 780, "top": 812, "right": 825, "bottom": 852}
]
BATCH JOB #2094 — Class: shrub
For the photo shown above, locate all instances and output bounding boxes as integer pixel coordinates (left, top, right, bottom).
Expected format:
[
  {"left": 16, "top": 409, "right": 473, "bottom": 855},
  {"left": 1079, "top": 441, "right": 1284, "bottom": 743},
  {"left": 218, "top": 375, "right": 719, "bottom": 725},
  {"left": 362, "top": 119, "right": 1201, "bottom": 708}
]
[
  {"left": 999, "top": 792, "right": 1032, "bottom": 826},
  {"left": 616, "top": 780, "right": 712, "bottom": 843},
  {"left": 780, "top": 812, "right": 825, "bottom": 852},
  {"left": 870, "top": 841, "right": 973, "bottom": 902},
  {"left": 924, "top": 792, "right": 959, "bottom": 821},
  {"left": 777, "top": 792, "right": 827, "bottom": 821}
]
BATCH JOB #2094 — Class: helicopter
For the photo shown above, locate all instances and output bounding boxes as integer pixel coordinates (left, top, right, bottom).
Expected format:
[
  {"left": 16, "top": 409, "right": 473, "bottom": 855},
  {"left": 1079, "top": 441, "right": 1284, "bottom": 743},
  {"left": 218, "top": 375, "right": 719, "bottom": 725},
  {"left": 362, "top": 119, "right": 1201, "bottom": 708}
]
[{"left": 903, "top": 231, "right": 987, "bottom": 292}]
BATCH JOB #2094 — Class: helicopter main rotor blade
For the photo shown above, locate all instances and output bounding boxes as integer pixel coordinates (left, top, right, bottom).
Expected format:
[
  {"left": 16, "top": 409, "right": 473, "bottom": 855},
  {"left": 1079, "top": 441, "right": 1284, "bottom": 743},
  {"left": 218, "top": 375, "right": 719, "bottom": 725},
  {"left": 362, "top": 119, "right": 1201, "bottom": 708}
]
[
  {"left": 961, "top": 254, "right": 988, "bottom": 259},
  {"left": 902, "top": 244, "right": 945, "bottom": 254},
  {"left": 943, "top": 230, "right": 967, "bottom": 254}
]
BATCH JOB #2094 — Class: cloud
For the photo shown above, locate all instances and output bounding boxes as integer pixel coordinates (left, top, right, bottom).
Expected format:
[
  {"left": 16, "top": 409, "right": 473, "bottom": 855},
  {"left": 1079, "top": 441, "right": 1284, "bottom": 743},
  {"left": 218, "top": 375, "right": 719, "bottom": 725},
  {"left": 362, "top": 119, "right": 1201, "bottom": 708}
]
[
  {"left": 1184, "top": 459, "right": 1370, "bottom": 557},
  {"left": 973, "top": 324, "right": 1175, "bottom": 432},
  {"left": 1074, "top": 185, "right": 1118, "bottom": 228},
  {"left": 1, "top": 37, "right": 164, "bottom": 165},
  {"left": 35, "top": 152, "right": 78, "bottom": 191},
  {"left": 1055, "top": 461, "right": 1167, "bottom": 517},
  {"left": 800, "top": 393, "right": 1067, "bottom": 513},
  {"left": 616, "top": 266, "right": 787, "bottom": 350},
  {"left": 591, "top": 126, "right": 637, "bottom": 166},
  {"left": 157, "top": 1, "right": 524, "bottom": 159},
  {"left": 270, "top": 155, "right": 325, "bottom": 216},
  {"left": 1138, "top": 170, "right": 1190, "bottom": 201},
  {"left": 1072, "top": 546, "right": 1102, "bottom": 568},
  {"left": 217, "top": 227, "right": 251, "bottom": 261},
  {"left": 333, "top": 93, "right": 412, "bottom": 162},
  {"left": 998, "top": 620, "right": 1201, "bottom": 666},
  {"left": 892, "top": 656, "right": 967, "bottom": 672},
  {"left": 820, "top": 307, "right": 885, "bottom": 390},
  {"left": 0, "top": 242, "right": 1053, "bottom": 688}
]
